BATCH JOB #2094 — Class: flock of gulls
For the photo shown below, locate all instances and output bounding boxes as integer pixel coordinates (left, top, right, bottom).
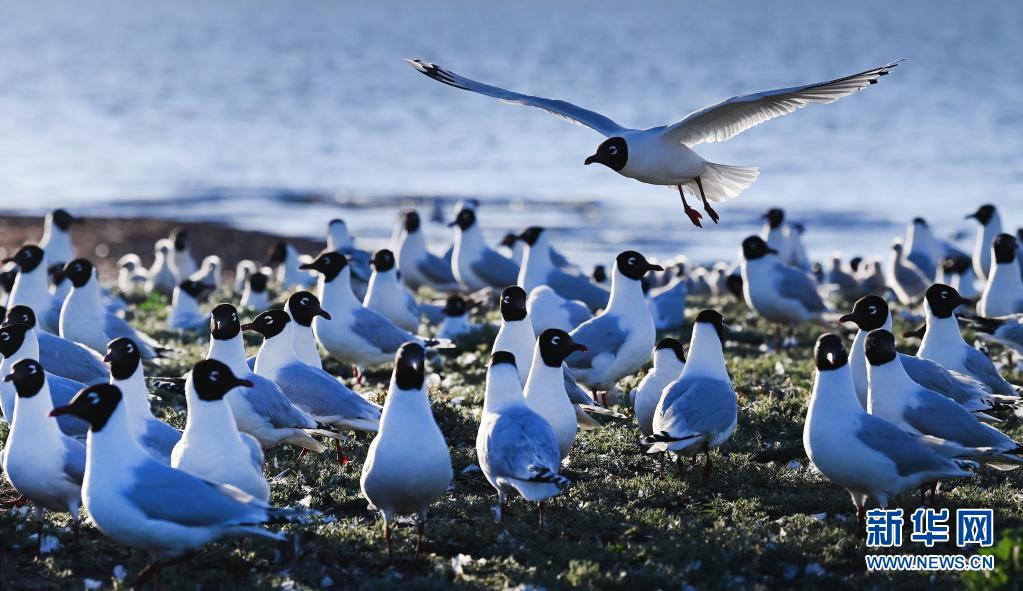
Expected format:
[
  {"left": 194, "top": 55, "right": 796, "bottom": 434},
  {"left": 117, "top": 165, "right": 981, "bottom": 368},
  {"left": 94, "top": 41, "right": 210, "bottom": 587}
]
[
  {"left": 1, "top": 200, "right": 1022, "bottom": 584},
  {"left": 1, "top": 59, "right": 1020, "bottom": 586}
]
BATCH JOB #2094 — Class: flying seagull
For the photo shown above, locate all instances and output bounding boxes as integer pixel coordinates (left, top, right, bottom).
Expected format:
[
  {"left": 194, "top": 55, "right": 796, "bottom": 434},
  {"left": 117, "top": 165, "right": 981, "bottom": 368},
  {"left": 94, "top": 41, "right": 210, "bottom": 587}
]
[{"left": 407, "top": 58, "right": 901, "bottom": 227}]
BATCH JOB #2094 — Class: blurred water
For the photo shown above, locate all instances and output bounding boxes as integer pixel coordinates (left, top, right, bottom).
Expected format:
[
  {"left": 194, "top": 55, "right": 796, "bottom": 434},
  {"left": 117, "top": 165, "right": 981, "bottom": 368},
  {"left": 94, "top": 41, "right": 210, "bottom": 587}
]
[{"left": 0, "top": 0, "right": 1020, "bottom": 266}]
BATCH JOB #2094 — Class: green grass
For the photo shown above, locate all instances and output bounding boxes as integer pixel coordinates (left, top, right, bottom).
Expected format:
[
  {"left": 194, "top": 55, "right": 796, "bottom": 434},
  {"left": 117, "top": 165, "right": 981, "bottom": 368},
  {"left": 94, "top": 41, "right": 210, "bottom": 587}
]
[{"left": 2, "top": 290, "right": 1022, "bottom": 590}]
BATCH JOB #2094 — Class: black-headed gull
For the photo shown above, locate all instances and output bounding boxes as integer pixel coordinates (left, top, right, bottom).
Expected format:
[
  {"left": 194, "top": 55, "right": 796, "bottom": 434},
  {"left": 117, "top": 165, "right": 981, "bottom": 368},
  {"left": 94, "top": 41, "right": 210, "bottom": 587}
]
[
  {"left": 145, "top": 239, "right": 177, "bottom": 296},
  {"left": 364, "top": 249, "right": 421, "bottom": 333},
  {"left": 395, "top": 210, "right": 459, "bottom": 292},
  {"left": 38, "top": 209, "right": 77, "bottom": 267},
  {"left": 4, "top": 304, "right": 107, "bottom": 385},
  {"left": 167, "top": 279, "right": 213, "bottom": 332},
  {"left": 978, "top": 234, "right": 1023, "bottom": 317},
  {"left": 285, "top": 291, "right": 329, "bottom": 369},
  {"left": 517, "top": 227, "right": 608, "bottom": 311},
  {"left": 360, "top": 343, "right": 452, "bottom": 557},
  {"left": 3, "top": 245, "right": 55, "bottom": 324},
  {"left": 408, "top": 58, "right": 900, "bottom": 226},
  {"left": 168, "top": 228, "right": 197, "bottom": 284},
  {"left": 740, "top": 236, "right": 829, "bottom": 327},
  {"left": 448, "top": 208, "right": 519, "bottom": 291},
  {"left": 240, "top": 270, "right": 271, "bottom": 310},
  {"left": 803, "top": 334, "right": 970, "bottom": 535},
  {"left": 523, "top": 329, "right": 589, "bottom": 460},
  {"left": 631, "top": 338, "right": 686, "bottom": 436},
  {"left": 967, "top": 204, "right": 1002, "bottom": 281}
]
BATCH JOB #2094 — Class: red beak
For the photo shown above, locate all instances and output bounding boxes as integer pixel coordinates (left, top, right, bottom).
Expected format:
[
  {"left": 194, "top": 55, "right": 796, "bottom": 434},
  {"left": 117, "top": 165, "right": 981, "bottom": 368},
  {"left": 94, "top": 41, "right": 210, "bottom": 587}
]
[{"left": 240, "top": 322, "right": 254, "bottom": 331}]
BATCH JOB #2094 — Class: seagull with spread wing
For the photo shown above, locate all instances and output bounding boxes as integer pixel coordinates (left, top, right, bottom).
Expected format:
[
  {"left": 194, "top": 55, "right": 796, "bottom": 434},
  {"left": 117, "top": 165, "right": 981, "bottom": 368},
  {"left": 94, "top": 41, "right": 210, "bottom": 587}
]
[{"left": 407, "top": 58, "right": 901, "bottom": 227}]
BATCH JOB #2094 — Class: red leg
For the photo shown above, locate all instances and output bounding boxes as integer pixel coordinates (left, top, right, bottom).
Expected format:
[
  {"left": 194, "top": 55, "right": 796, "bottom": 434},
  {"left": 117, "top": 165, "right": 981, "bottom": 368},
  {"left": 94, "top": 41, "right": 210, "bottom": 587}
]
[
  {"left": 694, "top": 177, "right": 719, "bottom": 224},
  {"left": 296, "top": 447, "right": 309, "bottom": 461},
  {"left": 677, "top": 185, "right": 703, "bottom": 228},
  {"left": 334, "top": 439, "right": 349, "bottom": 466}
]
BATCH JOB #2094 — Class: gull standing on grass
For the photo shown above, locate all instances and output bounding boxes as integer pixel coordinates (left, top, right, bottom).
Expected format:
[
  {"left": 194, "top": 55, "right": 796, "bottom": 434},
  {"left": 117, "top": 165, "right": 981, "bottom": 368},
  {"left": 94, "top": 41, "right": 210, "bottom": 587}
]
[
  {"left": 967, "top": 314, "right": 1023, "bottom": 356},
  {"left": 395, "top": 210, "right": 460, "bottom": 292},
  {"left": 0, "top": 322, "right": 88, "bottom": 437},
  {"left": 739, "top": 236, "right": 831, "bottom": 329},
  {"left": 2, "top": 359, "right": 85, "bottom": 556},
  {"left": 49, "top": 383, "right": 310, "bottom": 587},
  {"left": 267, "top": 242, "right": 317, "bottom": 289},
  {"left": 38, "top": 209, "right": 77, "bottom": 267},
  {"left": 3, "top": 245, "right": 55, "bottom": 327},
  {"left": 167, "top": 279, "right": 213, "bottom": 332},
  {"left": 646, "top": 310, "right": 737, "bottom": 481},
  {"left": 978, "top": 234, "right": 1023, "bottom": 317},
  {"left": 517, "top": 227, "right": 608, "bottom": 311},
  {"left": 437, "top": 295, "right": 477, "bottom": 340},
  {"left": 408, "top": 58, "right": 900, "bottom": 226},
  {"left": 171, "top": 360, "right": 269, "bottom": 502},
  {"left": 565, "top": 251, "right": 662, "bottom": 394},
  {"left": 246, "top": 308, "right": 381, "bottom": 464},
  {"left": 364, "top": 248, "right": 422, "bottom": 333},
  {"left": 865, "top": 329, "right": 1023, "bottom": 470},
  {"left": 206, "top": 303, "right": 326, "bottom": 451},
  {"left": 802, "top": 334, "right": 971, "bottom": 535},
  {"left": 361, "top": 343, "right": 452, "bottom": 557},
  {"left": 167, "top": 229, "right": 197, "bottom": 284},
  {"left": 145, "top": 239, "right": 177, "bottom": 296},
  {"left": 302, "top": 250, "right": 443, "bottom": 376},
  {"left": 886, "top": 242, "right": 930, "bottom": 306},
  {"left": 240, "top": 271, "right": 271, "bottom": 310},
  {"left": 477, "top": 351, "right": 570, "bottom": 527},
  {"left": 59, "top": 259, "right": 163, "bottom": 358},
  {"left": 967, "top": 204, "right": 1002, "bottom": 281},
  {"left": 4, "top": 305, "right": 107, "bottom": 384},
  {"left": 524, "top": 329, "right": 590, "bottom": 460},
  {"left": 190, "top": 255, "right": 222, "bottom": 291},
  {"left": 918, "top": 284, "right": 1021, "bottom": 396},
  {"left": 838, "top": 296, "right": 1006, "bottom": 414},
  {"left": 104, "top": 338, "right": 182, "bottom": 463},
  {"left": 449, "top": 208, "right": 520, "bottom": 292},
  {"left": 631, "top": 338, "right": 686, "bottom": 436},
  {"left": 286, "top": 291, "right": 329, "bottom": 369},
  {"left": 526, "top": 285, "right": 592, "bottom": 336}
]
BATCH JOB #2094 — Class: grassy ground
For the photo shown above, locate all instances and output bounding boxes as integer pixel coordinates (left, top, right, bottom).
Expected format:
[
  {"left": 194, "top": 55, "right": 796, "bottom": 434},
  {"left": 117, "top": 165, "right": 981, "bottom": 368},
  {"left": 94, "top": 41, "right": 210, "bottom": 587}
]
[{"left": 2, "top": 286, "right": 1022, "bottom": 590}]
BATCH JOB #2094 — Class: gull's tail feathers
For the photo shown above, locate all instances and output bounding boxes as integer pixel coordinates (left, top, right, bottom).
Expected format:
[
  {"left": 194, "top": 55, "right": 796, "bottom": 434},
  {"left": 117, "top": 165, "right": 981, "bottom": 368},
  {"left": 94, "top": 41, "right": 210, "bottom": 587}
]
[{"left": 692, "top": 162, "right": 760, "bottom": 204}]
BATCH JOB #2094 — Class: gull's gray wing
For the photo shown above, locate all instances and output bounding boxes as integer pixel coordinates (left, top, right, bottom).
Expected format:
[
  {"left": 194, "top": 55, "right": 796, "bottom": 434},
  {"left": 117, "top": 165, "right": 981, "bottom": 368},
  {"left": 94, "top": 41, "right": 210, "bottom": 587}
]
[
  {"left": 469, "top": 248, "right": 520, "bottom": 289},
  {"left": 276, "top": 363, "right": 381, "bottom": 422},
  {"left": 62, "top": 437, "right": 86, "bottom": 485},
  {"left": 483, "top": 406, "right": 562, "bottom": 480},
  {"left": 417, "top": 254, "right": 457, "bottom": 285},
  {"left": 141, "top": 419, "right": 183, "bottom": 461},
  {"left": 661, "top": 61, "right": 901, "bottom": 146},
  {"left": 963, "top": 347, "right": 1018, "bottom": 395},
  {"left": 774, "top": 263, "right": 826, "bottom": 312},
  {"left": 407, "top": 59, "right": 627, "bottom": 137},
  {"left": 906, "top": 251, "right": 936, "bottom": 280},
  {"left": 547, "top": 270, "right": 609, "bottom": 311},
  {"left": 895, "top": 262, "right": 928, "bottom": 295},
  {"left": 38, "top": 333, "right": 108, "bottom": 384},
  {"left": 904, "top": 394, "right": 1015, "bottom": 450},
  {"left": 566, "top": 316, "right": 627, "bottom": 370},
  {"left": 550, "top": 248, "right": 573, "bottom": 270},
  {"left": 658, "top": 377, "right": 737, "bottom": 439},
  {"left": 900, "top": 354, "right": 990, "bottom": 407},
  {"left": 562, "top": 365, "right": 598, "bottom": 406},
  {"left": 48, "top": 373, "right": 89, "bottom": 437},
  {"left": 856, "top": 413, "right": 964, "bottom": 477},
  {"left": 341, "top": 247, "right": 372, "bottom": 282},
  {"left": 562, "top": 299, "right": 593, "bottom": 328},
  {"left": 127, "top": 461, "right": 269, "bottom": 527},
  {"left": 352, "top": 307, "right": 416, "bottom": 354},
  {"left": 242, "top": 374, "right": 317, "bottom": 429}
]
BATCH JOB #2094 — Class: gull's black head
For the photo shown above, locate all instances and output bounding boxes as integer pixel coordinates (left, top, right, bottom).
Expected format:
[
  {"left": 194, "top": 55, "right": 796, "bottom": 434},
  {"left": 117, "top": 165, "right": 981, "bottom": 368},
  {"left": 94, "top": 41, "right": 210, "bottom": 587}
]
[
  {"left": 616, "top": 250, "right": 663, "bottom": 281},
  {"left": 489, "top": 351, "right": 516, "bottom": 368},
  {"left": 288, "top": 291, "right": 330, "bottom": 327},
  {"left": 993, "top": 233, "right": 1017, "bottom": 264},
  {"left": 4, "top": 305, "right": 36, "bottom": 329},
  {"left": 500, "top": 286, "right": 528, "bottom": 322},
  {"left": 584, "top": 137, "right": 627, "bottom": 172},
  {"left": 171, "top": 228, "right": 189, "bottom": 251},
  {"left": 267, "top": 241, "right": 288, "bottom": 265},
  {"left": 518, "top": 227, "right": 544, "bottom": 247},
  {"left": 4, "top": 245, "right": 45, "bottom": 274},
  {"left": 763, "top": 208, "right": 785, "bottom": 229},
  {"left": 248, "top": 272, "right": 269, "bottom": 294},
  {"left": 210, "top": 303, "right": 241, "bottom": 340},
  {"left": 50, "top": 384, "right": 122, "bottom": 432},
  {"left": 5, "top": 358, "right": 46, "bottom": 398},
  {"left": 695, "top": 309, "right": 728, "bottom": 340},
  {"left": 178, "top": 279, "right": 212, "bottom": 301},
  {"left": 813, "top": 334, "right": 848, "bottom": 371},
  {"left": 448, "top": 208, "right": 477, "bottom": 231},
  {"left": 403, "top": 210, "right": 421, "bottom": 233},
  {"left": 725, "top": 274, "right": 744, "bottom": 300},
  {"left": 371, "top": 249, "right": 396, "bottom": 273},
  {"left": 241, "top": 309, "right": 291, "bottom": 339},
  {"left": 394, "top": 342, "right": 426, "bottom": 390},
  {"left": 849, "top": 256, "right": 863, "bottom": 272},
  {"left": 864, "top": 329, "right": 898, "bottom": 366},
  {"left": 500, "top": 233, "right": 518, "bottom": 248},
  {"left": 840, "top": 295, "right": 889, "bottom": 331},
  {"left": 105, "top": 337, "right": 142, "bottom": 380},
  {"left": 592, "top": 264, "right": 607, "bottom": 284},
  {"left": 0, "top": 323, "right": 31, "bottom": 357},
  {"left": 62, "top": 259, "right": 94, "bottom": 288},
  {"left": 443, "top": 295, "right": 468, "bottom": 317},
  {"left": 0, "top": 268, "right": 16, "bottom": 293},
  {"left": 912, "top": 217, "right": 928, "bottom": 227},
  {"left": 966, "top": 204, "right": 996, "bottom": 225},
  {"left": 300, "top": 251, "right": 346, "bottom": 282},
  {"left": 655, "top": 337, "right": 687, "bottom": 363},
  {"left": 52, "top": 209, "right": 76, "bottom": 231},
  {"left": 741, "top": 236, "right": 777, "bottom": 261},
  {"left": 925, "top": 283, "right": 970, "bottom": 318},
  {"left": 191, "top": 359, "right": 253, "bottom": 402},
  {"left": 539, "top": 328, "right": 587, "bottom": 367}
]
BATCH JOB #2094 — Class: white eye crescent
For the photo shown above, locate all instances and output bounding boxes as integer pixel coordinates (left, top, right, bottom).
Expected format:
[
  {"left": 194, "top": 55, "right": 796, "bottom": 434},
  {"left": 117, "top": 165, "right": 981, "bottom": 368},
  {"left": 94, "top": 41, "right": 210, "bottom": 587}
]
[
  {"left": 300, "top": 297, "right": 309, "bottom": 306},
  {"left": 608, "top": 146, "right": 618, "bottom": 155},
  {"left": 265, "top": 317, "right": 274, "bottom": 324},
  {"left": 628, "top": 257, "right": 636, "bottom": 266},
  {"left": 868, "top": 305, "right": 877, "bottom": 315},
  {"left": 551, "top": 336, "right": 561, "bottom": 345},
  {"left": 125, "top": 343, "right": 134, "bottom": 353},
  {"left": 1, "top": 334, "right": 9, "bottom": 341},
  {"left": 87, "top": 392, "right": 100, "bottom": 405},
  {"left": 27, "top": 365, "right": 37, "bottom": 374},
  {"left": 502, "top": 296, "right": 510, "bottom": 304},
  {"left": 209, "top": 370, "right": 219, "bottom": 382}
]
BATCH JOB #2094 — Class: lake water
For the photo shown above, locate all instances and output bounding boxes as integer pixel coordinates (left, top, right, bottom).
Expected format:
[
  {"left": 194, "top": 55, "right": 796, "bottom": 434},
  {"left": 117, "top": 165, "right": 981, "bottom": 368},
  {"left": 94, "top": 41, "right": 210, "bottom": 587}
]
[{"left": 0, "top": 0, "right": 1020, "bottom": 267}]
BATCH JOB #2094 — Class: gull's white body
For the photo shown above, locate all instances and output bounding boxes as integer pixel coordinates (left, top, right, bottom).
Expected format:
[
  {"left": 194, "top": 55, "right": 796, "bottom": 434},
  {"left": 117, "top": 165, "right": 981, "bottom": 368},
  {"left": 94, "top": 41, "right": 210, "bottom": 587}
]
[
  {"left": 978, "top": 257, "right": 1023, "bottom": 317},
  {"left": 524, "top": 342, "right": 578, "bottom": 460},
  {"left": 364, "top": 265, "right": 420, "bottom": 332},
  {"left": 631, "top": 347, "right": 685, "bottom": 436}
]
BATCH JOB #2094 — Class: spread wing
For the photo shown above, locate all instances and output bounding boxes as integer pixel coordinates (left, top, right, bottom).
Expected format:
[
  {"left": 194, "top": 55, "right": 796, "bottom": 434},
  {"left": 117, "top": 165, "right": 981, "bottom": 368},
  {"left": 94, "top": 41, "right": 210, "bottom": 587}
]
[
  {"left": 661, "top": 61, "right": 902, "bottom": 146},
  {"left": 774, "top": 263, "right": 826, "bottom": 312},
  {"left": 469, "top": 248, "right": 520, "bottom": 289},
  {"left": 407, "top": 59, "right": 627, "bottom": 137}
]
